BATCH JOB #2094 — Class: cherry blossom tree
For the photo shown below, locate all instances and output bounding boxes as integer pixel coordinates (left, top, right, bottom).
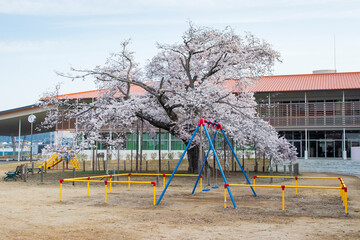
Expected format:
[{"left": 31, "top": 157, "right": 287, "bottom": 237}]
[{"left": 41, "top": 23, "right": 297, "bottom": 173}]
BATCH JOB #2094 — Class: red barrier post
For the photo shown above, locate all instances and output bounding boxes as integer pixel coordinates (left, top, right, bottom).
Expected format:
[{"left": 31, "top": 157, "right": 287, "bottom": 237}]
[
  {"left": 104, "top": 181, "right": 108, "bottom": 203},
  {"left": 281, "top": 185, "right": 285, "bottom": 212}
]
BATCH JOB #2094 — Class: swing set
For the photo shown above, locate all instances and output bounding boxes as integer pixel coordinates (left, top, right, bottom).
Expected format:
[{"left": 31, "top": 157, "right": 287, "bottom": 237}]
[{"left": 156, "top": 119, "right": 257, "bottom": 208}]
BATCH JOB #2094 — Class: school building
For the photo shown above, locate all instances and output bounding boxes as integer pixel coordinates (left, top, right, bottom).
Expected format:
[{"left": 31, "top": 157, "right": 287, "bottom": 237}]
[
  {"left": 251, "top": 70, "right": 360, "bottom": 160},
  {"left": 0, "top": 70, "right": 359, "bottom": 160}
]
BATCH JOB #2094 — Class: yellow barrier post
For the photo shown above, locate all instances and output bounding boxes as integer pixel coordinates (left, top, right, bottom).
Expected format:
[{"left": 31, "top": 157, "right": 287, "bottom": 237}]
[
  {"left": 87, "top": 177, "right": 90, "bottom": 196},
  {"left": 200, "top": 175, "right": 203, "bottom": 191},
  {"left": 152, "top": 182, "right": 156, "bottom": 205},
  {"left": 340, "top": 179, "right": 345, "bottom": 203},
  {"left": 295, "top": 176, "right": 298, "bottom": 195},
  {"left": 339, "top": 178, "right": 342, "bottom": 198},
  {"left": 281, "top": 185, "right": 285, "bottom": 213},
  {"left": 128, "top": 173, "right": 131, "bottom": 190},
  {"left": 253, "top": 176, "right": 256, "bottom": 191},
  {"left": 341, "top": 183, "right": 344, "bottom": 202},
  {"left": 105, "top": 181, "right": 108, "bottom": 203},
  {"left": 60, "top": 179, "right": 63, "bottom": 201},
  {"left": 163, "top": 174, "right": 166, "bottom": 190},
  {"left": 343, "top": 187, "right": 348, "bottom": 215},
  {"left": 224, "top": 184, "right": 228, "bottom": 208},
  {"left": 109, "top": 175, "right": 112, "bottom": 193}
]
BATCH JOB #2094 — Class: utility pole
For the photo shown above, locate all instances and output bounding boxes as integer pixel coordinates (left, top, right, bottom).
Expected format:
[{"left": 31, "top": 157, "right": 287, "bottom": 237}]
[{"left": 28, "top": 114, "right": 36, "bottom": 162}]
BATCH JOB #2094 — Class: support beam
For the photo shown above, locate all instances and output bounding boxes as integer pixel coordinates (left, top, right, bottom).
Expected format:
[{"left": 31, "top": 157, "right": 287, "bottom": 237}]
[
  {"left": 305, "top": 129, "right": 308, "bottom": 159},
  {"left": 343, "top": 128, "right": 347, "bottom": 160},
  {"left": 11, "top": 136, "right": 16, "bottom": 160},
  {"left": 342, "top": 91, "right": 347, "bottom": 160},
  {"left": 18, "top": 118, "right": 21, "bottom": 161},
  {"left": 304, "top": 92, "right": 309, "bottom": 159}
]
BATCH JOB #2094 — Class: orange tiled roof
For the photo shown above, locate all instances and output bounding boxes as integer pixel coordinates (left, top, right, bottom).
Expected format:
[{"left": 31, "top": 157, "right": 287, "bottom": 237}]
[
  {"left": 56, "top": 84, "right": 146, "bottom": 100},
  {"left": 247, "top": 71, "right": 360, "bottom": 92},
  {"left": 56, "top": 72, "right": 360, "bottom": 99}
]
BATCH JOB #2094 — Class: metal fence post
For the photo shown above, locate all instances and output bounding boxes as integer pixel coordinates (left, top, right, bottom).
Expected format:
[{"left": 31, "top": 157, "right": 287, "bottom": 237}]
[
  {"left": 24, "top": 164, "right": 27, "bottom": 182},
  {"left": 19, "top": 164, "right": 23, "bottom": 180},
  {"left": 72, "top": 168, "right": 76, "bottom": 186},
  {"left": 294, "top": 163, "right": 299, "bottom": 176},
  {"left": 207, "top": 164, "right": 210, "bottom": 186},
  {"left": 112, "top": 168, "right": 116, "bottom": 186},
  {"left": 289, "top": 163, "right": 293, "bottom": 177},
  {"left": 40, "top": 166, "right": 44, "bottom": 183}
]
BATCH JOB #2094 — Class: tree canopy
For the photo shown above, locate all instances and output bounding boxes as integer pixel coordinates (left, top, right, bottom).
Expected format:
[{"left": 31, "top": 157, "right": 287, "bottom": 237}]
[{"left": 40, "top": 23, "right": 297, "bottom": 172}]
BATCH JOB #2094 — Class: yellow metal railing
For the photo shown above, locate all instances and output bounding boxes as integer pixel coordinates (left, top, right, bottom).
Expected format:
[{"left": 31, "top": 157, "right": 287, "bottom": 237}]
[
  {"left": 224, "top": 182, "right": 348, "bottom": 215},
  {"left": 126, "top": 173, "right": 201, "bottom": 191},
  {"left": 253, "top": 175, "right": 346, "bottom": 196},
  {"left": 74, "top": 173, "right": 202, "bottom": 191},
  {"left": 60, "top": 172, "right": 203, "bottom": 206},
  {"left": 60, "top": 177, "right": 156, "bottom": 205}
]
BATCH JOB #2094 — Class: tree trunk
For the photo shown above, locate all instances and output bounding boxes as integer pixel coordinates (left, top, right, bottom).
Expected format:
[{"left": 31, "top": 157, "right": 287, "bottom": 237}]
[
  {"left": 158, "top": 128, "right": 161, "bottom": 172},
  {"left": 187, "top": 145, "right": 200, "bottom": 173},
  {"left": 140, "top": 120, "right": 143, "bottom": 172},
  {"left": 135, "top": 120, "right": 139, "bottom": 172}
]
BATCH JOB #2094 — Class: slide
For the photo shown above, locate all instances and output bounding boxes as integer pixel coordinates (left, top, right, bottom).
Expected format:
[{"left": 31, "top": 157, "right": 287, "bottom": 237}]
[{"left": 38, "top": 153, "right": 80, "bottom": 170}]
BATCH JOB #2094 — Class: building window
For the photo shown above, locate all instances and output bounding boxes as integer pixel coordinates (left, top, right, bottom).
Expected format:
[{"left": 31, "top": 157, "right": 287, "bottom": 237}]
[{"left": 171, "top": 136, "right": 186, "bottom": 150}]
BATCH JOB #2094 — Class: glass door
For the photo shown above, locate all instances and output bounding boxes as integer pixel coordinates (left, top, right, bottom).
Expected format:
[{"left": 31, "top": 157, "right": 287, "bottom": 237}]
[
  {"left": 309, "top": 141, "right": 317, "bottom": 158},
  {"left": 318, "top": 141, "right": 326, "bottom": 157}
]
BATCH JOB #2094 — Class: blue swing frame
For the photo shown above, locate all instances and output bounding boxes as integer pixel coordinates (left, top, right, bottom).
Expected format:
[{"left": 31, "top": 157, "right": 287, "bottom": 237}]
[{"left": 156, "top": 119, "right": 257, "bottom": 208}]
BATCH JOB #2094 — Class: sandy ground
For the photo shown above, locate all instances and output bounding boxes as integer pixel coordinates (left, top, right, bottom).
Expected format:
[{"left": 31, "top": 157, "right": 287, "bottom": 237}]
[{"left": 0, "top": 169, "right": 359, "bottom": 240}]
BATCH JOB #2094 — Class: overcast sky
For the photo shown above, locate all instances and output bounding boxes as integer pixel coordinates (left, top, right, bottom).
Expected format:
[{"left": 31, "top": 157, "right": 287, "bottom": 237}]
[{"left": 1, "top": 0, "right": 359, "bottom": 110}]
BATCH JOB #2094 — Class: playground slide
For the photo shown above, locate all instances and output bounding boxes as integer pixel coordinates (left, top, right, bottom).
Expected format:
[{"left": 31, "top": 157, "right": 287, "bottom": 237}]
[
  {"left": 70, "top": 156, "right": 80, "bottom": 170},
  {"left": 38, "top": 153, "right": 80, "bottom": 170},
  {"left": 38, "top": 153, "right": 59, "bottom": 169}
]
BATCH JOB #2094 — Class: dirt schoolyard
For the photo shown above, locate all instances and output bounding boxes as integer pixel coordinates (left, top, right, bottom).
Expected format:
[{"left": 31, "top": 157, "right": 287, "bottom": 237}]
[{"left": 0, "top": 164, "right": 359, "bottom": 239}]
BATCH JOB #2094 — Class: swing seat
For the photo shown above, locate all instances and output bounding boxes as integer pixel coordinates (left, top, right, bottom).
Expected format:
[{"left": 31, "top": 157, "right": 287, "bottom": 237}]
[
  {"left": 211, "top": 186, "right": 219, "bottom": 189},
  {"left": 202, "top": 188, "right": 211, "bottom": 192}
]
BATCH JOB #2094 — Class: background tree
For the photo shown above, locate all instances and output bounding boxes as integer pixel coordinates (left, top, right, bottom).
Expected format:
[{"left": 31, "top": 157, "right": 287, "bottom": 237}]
[{"left": 42, "top": 23, "right": 296, "bottom": 173}]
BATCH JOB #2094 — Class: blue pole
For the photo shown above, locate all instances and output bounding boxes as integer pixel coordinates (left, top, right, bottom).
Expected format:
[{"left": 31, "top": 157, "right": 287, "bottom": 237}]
[
  {"left": 191, "top": 130, "right": 218, "bottom": 194},
  {"left": 156, "top": 125, "right": 201, "bottom": 205},
  {"left": 221, "top": 130, "right": 257, "bottom": 197},
  {"left": 203, "top": 125, "right": 237, "bottom": 208}
]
